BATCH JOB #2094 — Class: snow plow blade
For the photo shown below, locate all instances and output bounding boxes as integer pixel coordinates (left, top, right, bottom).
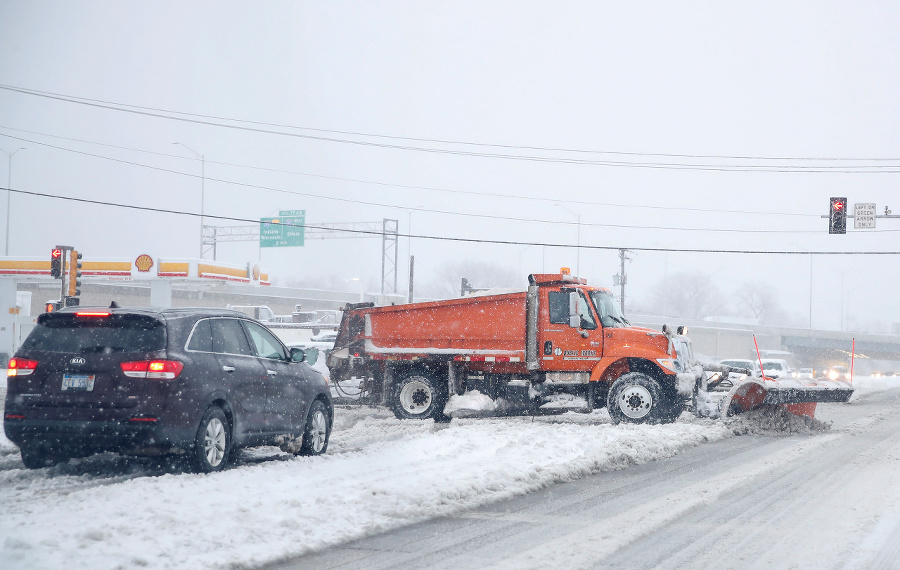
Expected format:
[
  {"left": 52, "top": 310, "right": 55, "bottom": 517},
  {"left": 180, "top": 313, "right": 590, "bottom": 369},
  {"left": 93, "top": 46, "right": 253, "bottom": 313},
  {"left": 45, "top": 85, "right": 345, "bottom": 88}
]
[{"left": 726, "top": 378, "right": 854, "bottom": 416}]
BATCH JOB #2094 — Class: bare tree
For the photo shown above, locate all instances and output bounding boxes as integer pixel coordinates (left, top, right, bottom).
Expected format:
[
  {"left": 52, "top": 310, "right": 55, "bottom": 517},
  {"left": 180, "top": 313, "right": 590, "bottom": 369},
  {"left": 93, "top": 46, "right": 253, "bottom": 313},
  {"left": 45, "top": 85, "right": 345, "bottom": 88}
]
[
  {"left": 649, "top": 272, "right": 725, "bottom": 320},
  {"left": 736, "top": 281, "right": 778, "bottom": 322},
  {"left": 419, "top": 261, "right": 523, "bottom": 299}
]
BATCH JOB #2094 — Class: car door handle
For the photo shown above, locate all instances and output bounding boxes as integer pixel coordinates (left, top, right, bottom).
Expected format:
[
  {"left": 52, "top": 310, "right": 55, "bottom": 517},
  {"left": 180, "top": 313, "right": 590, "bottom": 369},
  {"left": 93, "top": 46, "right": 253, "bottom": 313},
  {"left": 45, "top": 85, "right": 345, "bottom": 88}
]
[
  {"left": 266, "top": 370, "right": 277, "bottom": 376},
  {"left": 222, "top": 365, "right": 236, "bottom": 373}
]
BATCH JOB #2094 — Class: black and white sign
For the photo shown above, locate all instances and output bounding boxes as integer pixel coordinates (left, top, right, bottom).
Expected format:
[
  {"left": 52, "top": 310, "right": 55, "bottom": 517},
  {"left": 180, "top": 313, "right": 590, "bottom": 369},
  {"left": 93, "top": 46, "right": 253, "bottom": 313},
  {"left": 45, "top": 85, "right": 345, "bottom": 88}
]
[{"left": 854, "top": 203, "right": 876, "bottom": 228}]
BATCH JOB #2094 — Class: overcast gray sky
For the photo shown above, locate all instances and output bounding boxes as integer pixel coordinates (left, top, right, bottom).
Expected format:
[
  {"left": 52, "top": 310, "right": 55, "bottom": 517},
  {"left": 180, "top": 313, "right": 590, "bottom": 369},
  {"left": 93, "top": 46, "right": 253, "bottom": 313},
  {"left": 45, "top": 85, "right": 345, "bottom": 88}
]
[{"left": 1, "top": 1, "right": 898, "bottom": 332}]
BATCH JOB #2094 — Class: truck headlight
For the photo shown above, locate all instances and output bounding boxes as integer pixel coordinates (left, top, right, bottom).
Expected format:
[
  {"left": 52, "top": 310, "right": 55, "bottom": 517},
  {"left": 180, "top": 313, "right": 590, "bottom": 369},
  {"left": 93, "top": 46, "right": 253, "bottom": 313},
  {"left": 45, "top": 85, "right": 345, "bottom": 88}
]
[{"left": 657, "top": 358, "right": 680, "bottom": 373}]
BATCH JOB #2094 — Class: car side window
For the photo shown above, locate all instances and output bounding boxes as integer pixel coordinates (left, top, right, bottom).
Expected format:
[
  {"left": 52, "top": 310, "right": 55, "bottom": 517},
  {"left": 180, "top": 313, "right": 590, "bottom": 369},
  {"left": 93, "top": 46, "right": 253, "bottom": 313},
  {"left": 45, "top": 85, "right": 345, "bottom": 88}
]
[
  {"left": 210, "top": 318, "right": 253, "bottom": 356},
  {"left": 187, "top": 318, "right": 214, "bottom": 352},
  {"left": 243, "top": 321, "right": 288, "bottom": 360}
]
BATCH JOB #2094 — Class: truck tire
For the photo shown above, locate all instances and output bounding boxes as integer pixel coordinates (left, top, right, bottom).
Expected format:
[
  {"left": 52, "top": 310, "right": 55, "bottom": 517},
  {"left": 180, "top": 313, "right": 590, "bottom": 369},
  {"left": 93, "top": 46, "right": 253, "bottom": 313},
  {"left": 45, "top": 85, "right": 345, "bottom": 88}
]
[
  {"left": 658, "top": 388, "right": 687, "bottom": 423},
  {"left": 391, "top": 372, "right": 447, "bottom": 421},
  {"left": 607, "top": 372, "right": 665, "bottom": 424}
]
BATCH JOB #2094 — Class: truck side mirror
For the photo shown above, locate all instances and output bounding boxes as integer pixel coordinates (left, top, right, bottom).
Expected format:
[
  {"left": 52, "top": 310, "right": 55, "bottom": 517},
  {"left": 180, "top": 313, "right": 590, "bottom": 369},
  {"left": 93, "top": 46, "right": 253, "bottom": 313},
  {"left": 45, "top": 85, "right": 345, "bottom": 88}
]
[{"left": 568, "top": 291, "right": 580, "bottom": 328}]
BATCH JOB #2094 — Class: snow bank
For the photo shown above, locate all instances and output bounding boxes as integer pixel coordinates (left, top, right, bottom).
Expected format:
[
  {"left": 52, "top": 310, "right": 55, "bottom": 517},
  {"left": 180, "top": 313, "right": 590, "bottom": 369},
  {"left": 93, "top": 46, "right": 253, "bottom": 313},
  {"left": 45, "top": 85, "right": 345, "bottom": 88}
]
[
  {"left": 0, "top": 404, "right": 733, "bottom": 570},
  {"left": 444, "top": 389, "right": 498, "bottom": 417},
  {"left": 848, "top": 375, "right": 900, "bottom": 399}
]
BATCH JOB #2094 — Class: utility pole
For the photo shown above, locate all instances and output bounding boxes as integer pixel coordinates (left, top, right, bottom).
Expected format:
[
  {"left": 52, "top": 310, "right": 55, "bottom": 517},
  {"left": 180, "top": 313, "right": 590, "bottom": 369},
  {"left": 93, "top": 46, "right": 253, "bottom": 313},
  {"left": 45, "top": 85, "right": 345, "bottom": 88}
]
[
  {"left": 616, "top": 248, "right": 630, "bottom": 313},
  {"left": 408, "top": 255, "right": 415, "bottom": 303}
]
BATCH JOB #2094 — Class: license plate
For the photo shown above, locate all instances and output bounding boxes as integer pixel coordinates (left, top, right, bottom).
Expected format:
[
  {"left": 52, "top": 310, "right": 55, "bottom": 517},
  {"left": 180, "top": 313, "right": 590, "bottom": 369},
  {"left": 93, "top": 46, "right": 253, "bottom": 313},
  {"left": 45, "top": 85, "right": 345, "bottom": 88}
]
[{"left": 62, "top": 374, "right": 95, "bottom": 391}]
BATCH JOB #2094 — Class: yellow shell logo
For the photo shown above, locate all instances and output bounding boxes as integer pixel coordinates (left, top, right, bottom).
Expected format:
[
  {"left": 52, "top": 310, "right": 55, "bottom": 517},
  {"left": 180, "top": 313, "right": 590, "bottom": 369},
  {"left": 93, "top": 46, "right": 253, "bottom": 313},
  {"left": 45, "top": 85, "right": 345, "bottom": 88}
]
[
  {"left": 135, "top": 254, "right": 154, "bottom": 272},
  {"left": 252, "top": 264, "right": 261, "bottom": 280}
]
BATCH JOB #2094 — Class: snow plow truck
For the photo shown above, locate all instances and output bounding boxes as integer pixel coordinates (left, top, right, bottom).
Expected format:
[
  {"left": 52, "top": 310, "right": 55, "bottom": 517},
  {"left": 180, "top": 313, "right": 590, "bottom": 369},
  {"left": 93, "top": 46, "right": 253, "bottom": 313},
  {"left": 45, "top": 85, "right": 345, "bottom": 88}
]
[{"left": 327, "top": 270, "right": 854, "bottom": 422}]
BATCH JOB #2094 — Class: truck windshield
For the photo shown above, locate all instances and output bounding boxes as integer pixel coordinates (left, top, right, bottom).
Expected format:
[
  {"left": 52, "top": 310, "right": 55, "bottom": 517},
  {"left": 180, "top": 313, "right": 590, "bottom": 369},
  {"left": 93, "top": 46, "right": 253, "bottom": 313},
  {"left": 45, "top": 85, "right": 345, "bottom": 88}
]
[{"left": 590, "top": 290, "right": 629, "bottom": 328}]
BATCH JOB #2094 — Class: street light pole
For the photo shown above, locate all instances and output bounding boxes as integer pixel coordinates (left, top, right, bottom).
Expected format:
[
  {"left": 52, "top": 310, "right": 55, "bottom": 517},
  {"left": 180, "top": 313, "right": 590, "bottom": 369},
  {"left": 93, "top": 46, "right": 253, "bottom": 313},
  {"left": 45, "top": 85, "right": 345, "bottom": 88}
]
[
  {"left": 173, "top": 142, "right": 205, "bottom": 258},
  {"left": 1, "top": 147, "right": 25, "bottom": 256}
]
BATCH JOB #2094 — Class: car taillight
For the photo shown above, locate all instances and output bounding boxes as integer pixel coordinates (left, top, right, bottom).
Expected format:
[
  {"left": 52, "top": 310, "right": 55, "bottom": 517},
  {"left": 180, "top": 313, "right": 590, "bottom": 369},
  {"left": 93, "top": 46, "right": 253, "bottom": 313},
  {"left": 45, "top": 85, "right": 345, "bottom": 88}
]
[
  {"left": 7, "top": 358, "right": 38, "bottom": 376},
  {"left": 120, "top": 360, "right": 184, "bottom": 379},
  {"left": 76, "top": 311, "right": 111, "bottom": 317}
]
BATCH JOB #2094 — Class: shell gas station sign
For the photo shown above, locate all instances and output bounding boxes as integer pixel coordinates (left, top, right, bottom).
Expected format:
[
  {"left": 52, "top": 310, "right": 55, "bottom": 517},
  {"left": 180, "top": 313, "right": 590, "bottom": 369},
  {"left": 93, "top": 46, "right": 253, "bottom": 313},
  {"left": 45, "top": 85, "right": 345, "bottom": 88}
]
[{"left": 0, "top": 254, "right": 270, "bottom": 286}]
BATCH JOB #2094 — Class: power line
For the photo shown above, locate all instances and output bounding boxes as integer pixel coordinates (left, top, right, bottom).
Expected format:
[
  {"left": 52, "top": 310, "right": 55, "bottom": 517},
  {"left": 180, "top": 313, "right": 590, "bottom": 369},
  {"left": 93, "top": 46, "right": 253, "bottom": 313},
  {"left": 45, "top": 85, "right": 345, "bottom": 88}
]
[
  {"left": 3, "top": 84, "right": 898, "bottom": 162},
  {"left": 0, "top": 125, "right": 826, "bottom": 218},
  {"left": 3, "top": 84, "right": 900, "bottom": 172},
  {"left": 1, "top": 131, "right": 863, "bottom": 235},
  {"left": 5, "top": 185, "right": 900, "bottom": 254}
]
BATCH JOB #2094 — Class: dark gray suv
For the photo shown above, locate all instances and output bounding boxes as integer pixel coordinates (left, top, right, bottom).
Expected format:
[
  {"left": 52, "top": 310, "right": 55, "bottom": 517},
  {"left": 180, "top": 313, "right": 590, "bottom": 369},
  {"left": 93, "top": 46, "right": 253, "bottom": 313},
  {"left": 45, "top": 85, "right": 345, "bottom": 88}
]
[{"left": 3, "top": 307, "right": 333, "bottom": 472}]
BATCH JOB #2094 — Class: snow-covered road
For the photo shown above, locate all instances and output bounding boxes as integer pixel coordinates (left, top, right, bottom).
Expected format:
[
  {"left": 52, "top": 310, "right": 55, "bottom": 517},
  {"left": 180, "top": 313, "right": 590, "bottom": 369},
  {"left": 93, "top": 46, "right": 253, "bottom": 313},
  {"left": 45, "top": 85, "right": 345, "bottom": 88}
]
[{"left": 1, "top": 378, "right": 897, "bottom": 570}]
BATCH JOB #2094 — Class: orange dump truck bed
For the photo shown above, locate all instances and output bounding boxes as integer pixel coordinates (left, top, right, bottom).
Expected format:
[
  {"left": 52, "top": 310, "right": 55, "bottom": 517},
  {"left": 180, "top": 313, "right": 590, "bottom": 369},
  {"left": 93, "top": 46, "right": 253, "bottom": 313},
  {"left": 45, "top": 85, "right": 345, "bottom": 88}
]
[{"left": 352, "top": 292, "right": 529, "bottom": 360}]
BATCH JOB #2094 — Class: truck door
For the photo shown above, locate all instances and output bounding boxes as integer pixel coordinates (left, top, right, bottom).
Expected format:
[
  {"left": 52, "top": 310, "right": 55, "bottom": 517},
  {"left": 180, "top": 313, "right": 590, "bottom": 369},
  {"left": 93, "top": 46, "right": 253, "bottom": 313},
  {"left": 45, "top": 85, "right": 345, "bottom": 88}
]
[{"left": 538, "top": 288, "right": 601, "bottom": 372}]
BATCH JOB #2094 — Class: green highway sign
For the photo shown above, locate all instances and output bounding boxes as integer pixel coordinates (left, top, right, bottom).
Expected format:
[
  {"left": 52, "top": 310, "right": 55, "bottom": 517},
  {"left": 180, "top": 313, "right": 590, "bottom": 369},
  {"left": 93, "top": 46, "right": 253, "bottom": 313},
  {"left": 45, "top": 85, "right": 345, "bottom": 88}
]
[{"left": 260, "top": 210, "right": 305, "bottom": 247}]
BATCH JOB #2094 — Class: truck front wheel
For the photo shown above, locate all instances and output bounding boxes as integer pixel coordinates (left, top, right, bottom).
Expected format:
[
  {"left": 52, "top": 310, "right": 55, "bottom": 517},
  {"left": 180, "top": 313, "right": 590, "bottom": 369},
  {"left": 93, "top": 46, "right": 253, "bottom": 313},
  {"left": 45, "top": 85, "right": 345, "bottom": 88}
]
[
  {"left": 607, "top": 372, "right": 665, "bottom": 424},
  {"left": 391, "top": 372, "right": 448, "bottom": 421}
]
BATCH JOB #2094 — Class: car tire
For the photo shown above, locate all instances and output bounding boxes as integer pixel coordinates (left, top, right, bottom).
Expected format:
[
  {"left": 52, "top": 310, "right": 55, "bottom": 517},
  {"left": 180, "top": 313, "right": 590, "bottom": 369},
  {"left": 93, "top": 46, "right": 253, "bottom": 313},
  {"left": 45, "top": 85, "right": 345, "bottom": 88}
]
[
  {"left": 19, "top": 445, "right": 66, "bottom": 469},
  {"left": 607, "top": 372, "right": 665, "bottom": 424},
  {"left": 390, "top": 372, "right": 446, "bottom": 420},
  {"left": 298, "top": 400, "right": 331, "bottom": 456},
  {"left": 190, "top": 406, "right": 231, "bottom": 473}
]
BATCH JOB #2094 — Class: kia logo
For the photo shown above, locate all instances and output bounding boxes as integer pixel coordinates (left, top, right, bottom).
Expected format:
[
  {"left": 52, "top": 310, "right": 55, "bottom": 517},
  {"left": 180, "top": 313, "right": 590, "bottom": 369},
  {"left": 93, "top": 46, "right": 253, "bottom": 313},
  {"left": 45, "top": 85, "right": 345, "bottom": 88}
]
[{"left": 70, "top": 357, "right": 86, "bottom": 365}]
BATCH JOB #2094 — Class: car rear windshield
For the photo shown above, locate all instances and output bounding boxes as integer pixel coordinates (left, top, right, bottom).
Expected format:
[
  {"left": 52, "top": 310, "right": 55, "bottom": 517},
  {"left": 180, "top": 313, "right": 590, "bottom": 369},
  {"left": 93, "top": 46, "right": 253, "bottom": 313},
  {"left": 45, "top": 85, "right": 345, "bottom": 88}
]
[{"left": 21, "top": 313, "right": 166, "bottom": 354}]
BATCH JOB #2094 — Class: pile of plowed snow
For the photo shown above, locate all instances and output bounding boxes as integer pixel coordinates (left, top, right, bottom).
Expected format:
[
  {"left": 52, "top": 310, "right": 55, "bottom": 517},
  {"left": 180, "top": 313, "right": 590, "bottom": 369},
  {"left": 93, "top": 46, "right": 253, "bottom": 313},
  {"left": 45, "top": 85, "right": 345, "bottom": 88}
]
[{"left": 727, "top": 405, "right": 831, "bottom": 436}]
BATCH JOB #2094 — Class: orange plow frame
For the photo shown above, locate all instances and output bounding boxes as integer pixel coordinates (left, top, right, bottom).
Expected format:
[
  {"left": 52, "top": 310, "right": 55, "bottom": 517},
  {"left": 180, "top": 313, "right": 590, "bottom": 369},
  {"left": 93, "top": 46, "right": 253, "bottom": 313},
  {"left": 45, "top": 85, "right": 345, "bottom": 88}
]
[{"left": 725, "top": 377, "right": 854, "bottom": 418}]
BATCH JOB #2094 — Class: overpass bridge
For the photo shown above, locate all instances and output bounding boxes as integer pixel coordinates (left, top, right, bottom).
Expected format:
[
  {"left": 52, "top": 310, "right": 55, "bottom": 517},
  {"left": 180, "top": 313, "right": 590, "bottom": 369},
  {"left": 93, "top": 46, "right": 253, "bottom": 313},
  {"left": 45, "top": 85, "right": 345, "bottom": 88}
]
[{"left": 632, "top": 314, "right": 900, "bottom": 375}]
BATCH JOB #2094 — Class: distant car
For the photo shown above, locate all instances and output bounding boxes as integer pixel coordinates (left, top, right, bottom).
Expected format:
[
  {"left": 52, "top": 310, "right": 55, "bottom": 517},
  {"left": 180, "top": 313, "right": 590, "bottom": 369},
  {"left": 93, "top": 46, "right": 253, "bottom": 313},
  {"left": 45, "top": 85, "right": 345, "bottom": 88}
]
[
  {"left": 310, "top": 331, "right": 338, "bottom": 343},
  {"left": 4, "top": 307, "right": 333, "bottom": 471},
  {"left": 795, "top": 368, "right": 815, "bottom": 379},
  {"left": 760, "top": 359, "right": 791, "bottom": 379},
  {"left": 828, "top": 366, "right": 851, "bottom": 380},
  {"left": 718, "top": 359, "right": 760, "bottom": 379},
  {"left": 884, "top": 372, "right": 895, "bottom": 377}
]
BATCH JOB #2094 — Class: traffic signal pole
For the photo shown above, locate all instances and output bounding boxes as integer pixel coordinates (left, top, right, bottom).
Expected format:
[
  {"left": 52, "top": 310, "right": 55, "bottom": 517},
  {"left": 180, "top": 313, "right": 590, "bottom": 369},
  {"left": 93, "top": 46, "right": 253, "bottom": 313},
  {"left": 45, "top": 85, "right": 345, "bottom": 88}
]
[{"left": 50, "top": 245, "right": 79, "bottom": 310}]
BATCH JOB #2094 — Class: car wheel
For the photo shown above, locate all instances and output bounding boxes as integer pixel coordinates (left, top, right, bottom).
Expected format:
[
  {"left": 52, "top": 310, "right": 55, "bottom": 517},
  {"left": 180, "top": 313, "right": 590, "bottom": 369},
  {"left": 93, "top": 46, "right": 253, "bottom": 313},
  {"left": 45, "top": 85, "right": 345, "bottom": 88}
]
[
  {"left": 299, "top": 400, "right": 331, "bottom": 456},
  {"left": 390, "top": 372, "right": 446, "bottom": 420},
  {"left": 607, "top": 372, "right": 664, "bottom": 424},
  {"left": 19, "top": 445, "right": 66, "bottom": 469},
  {"left": 190, "top": 406, "right": 231, "bottom": 473}
]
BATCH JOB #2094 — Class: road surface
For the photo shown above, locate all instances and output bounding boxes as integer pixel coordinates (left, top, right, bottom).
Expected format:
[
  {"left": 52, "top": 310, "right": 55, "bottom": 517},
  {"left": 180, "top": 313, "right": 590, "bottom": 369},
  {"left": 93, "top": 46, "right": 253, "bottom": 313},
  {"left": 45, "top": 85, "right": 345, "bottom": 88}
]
[{"left": 269, "top": 388, "right": 900, "bottom": 570}]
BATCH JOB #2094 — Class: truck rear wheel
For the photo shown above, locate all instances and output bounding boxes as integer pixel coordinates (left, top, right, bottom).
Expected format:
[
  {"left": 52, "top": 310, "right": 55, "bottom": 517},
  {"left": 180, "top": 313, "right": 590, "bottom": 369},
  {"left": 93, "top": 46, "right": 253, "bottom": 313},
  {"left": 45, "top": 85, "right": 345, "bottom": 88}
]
[
  {"left": 391, "top": 372, "right": 448, "bottom": 421},
  {"left": 607, "top": 372, "right": 665, "bottom": 424}
]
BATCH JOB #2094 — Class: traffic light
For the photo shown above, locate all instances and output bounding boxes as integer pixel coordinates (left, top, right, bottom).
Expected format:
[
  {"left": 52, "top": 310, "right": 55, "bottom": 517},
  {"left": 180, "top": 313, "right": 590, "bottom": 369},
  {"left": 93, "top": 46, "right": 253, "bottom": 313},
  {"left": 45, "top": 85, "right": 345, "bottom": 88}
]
[
  {"left": 68, "top": 250, "right": 82, "bottom": 297},
  {"left": 829, "top": 197, "right": 847, "bottom": 234},
  {"left": 45, "top": 301, "right": 62, "bottom": 312},
  {"left": 50, "top": 248, "right": 63, "bottom": 278}
]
